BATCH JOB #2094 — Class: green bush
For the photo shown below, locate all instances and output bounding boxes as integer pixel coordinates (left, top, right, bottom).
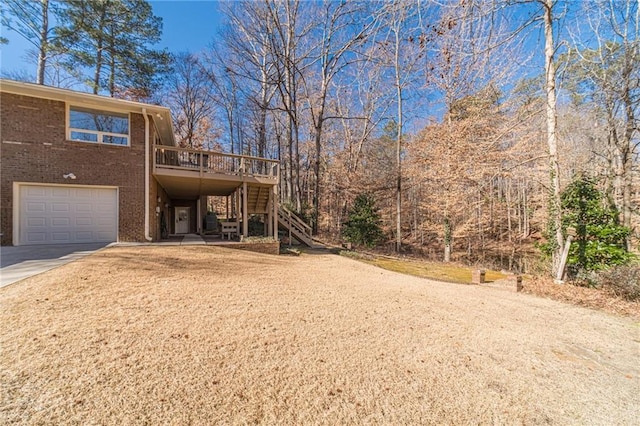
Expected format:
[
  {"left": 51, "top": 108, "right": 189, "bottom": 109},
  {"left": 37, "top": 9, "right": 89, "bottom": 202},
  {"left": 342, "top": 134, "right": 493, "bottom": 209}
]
[
  {"left": 561, "top": 175, "right": 633, "bottom": 275},
  {"left": 342, "top": 193, "right": 384, "bottom": 248},
  {"left": 595, "top": 265, "right": 640, "bottom": 301},
  {"left": 248, "top": 215, "right": 264, "bottom": 235}
]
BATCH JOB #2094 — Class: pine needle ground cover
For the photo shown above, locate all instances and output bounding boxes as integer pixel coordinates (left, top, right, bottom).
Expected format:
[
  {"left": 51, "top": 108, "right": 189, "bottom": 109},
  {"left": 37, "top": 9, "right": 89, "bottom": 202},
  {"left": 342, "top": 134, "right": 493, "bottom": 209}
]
[
  {"left": 340, "top": 251, "right": 640, "bottom": 319},
  {"left": 1, "top": 246, "right": 638, "bottom": 424},
  {"left": 344, "top": 253, "right": 507, "bottom": 284}
]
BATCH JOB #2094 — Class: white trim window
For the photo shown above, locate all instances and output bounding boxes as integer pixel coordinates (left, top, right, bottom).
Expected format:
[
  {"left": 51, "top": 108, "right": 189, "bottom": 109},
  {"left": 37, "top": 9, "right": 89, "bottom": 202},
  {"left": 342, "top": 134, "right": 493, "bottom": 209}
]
[{"left": 68, "top": 106, "right": 130, "bottom": 146}]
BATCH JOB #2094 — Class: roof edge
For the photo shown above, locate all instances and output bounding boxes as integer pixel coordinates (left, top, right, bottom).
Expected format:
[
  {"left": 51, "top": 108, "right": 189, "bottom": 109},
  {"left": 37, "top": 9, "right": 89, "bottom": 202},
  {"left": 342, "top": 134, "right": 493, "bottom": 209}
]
[
  {"left": 0, "top": 79, "right": 175, "bottom": 146},
  {"left": 0, "top": 79, "right": 170, "bottom": 112}
]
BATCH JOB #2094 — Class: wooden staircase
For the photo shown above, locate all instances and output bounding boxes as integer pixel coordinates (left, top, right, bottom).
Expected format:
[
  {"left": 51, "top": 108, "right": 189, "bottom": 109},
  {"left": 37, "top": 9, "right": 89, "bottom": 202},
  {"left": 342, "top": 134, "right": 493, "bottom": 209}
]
[
  {"left": 246, "top": 185, "right": 270, "bottom": 213},
  {"left": 245, "top": 186, "right": 315, "bottom": 247},
  {"left": 278, "top": 205, "right": 314, "bottom": 246}
]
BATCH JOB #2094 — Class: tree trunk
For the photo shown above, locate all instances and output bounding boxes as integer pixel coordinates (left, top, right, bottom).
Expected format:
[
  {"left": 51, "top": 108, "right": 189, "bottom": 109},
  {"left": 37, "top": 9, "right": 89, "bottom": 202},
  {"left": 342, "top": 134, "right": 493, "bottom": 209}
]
[
  {"left": 258, "top": 68, "right": 269, "bottom": 164},
  {"left": 621, "top": 46, "right": 635, "bottom": 249},
  {"left": 93, "top": 8, "right": 107, "bottom": 94},
  {"left": 394, "top": 28, "right": 403, "bottom": 252},
  {"left": 94, "top": 41, "right": 103, "bottom": 94},
  {"left": 506, "top": 178, "right": 512, "bottom": 242},
  {"left": 444, "top": 216, "right": 452, "bottom": 262},
  {"left": 286, "top": 109, "right": 294, "bottom": 203},
  {"left": 313, "top": 114, "right": 323, "bottom": 235},
  {"left": 36, "top": 0, "right": 49, "bottom": 85},
  {"left": 108, "top": 26, "right": 115, "bottom": 96},
  {"left": 542, "top": 0, "right": 563, "bottom": 273},
  {"left": 293, "top": 115, "right": 302, "bottom": 211}
]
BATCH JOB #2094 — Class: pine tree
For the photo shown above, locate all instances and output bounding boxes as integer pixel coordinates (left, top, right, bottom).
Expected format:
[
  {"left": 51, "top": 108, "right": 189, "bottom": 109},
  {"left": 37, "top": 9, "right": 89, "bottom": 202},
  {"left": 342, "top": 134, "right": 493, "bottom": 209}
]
[
  {"left": 1, "top": 0, "right": 59, "bottom": 84},
  {"left": 56, "top": 0, "right": 169, "bottom": 96},
  {"left": 342, "top": 193, "right": 384, "bottom": 248}
]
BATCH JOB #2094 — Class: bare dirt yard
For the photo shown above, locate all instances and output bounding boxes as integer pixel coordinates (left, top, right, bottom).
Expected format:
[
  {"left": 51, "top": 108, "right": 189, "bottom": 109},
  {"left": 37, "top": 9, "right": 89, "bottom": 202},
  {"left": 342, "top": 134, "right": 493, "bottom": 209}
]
[{"left": 1, "top": 246, "right": 639, "bottom": 425}]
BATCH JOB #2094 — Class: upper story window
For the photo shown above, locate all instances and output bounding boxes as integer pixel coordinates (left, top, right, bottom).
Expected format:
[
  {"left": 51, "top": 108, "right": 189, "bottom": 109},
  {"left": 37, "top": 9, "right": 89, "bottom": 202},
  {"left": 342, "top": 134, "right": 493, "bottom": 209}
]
[{"left": 68, "top": 106, "right": 130, "bottom": 146}]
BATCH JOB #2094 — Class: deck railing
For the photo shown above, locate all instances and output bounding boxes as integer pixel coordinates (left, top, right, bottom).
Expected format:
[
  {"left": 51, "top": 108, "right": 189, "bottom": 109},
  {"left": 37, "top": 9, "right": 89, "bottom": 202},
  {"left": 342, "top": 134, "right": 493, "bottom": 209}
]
[{"left": 154, "top": 145, "right": 278, "bottom": 179}]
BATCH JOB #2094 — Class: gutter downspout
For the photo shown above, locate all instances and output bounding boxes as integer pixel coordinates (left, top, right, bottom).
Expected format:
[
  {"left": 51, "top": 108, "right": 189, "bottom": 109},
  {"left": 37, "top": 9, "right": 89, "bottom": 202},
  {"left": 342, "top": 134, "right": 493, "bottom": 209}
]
[{"left": 143, "top": 108, "right": 153, "bottom": 241}]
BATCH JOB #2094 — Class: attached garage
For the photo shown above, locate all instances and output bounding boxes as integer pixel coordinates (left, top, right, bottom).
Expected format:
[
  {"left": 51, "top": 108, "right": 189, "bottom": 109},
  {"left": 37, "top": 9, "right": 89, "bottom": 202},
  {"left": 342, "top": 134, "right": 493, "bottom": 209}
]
[{"left": 16, "top": 184, "right": 118, "bottom": 245}]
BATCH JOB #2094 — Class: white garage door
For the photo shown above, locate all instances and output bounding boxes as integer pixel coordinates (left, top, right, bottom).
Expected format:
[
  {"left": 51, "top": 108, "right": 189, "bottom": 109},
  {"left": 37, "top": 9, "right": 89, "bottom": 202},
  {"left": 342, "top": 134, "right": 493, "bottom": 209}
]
[{"left": 19, "top": 184, "right": 118, "bottom": 245}]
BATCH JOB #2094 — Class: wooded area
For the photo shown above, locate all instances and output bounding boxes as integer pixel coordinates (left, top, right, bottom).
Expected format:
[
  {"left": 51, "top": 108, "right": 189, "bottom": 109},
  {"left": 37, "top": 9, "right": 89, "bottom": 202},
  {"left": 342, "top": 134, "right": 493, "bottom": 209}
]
[{"left": 3, "top": 0, "right": 638, "bottom": 275}]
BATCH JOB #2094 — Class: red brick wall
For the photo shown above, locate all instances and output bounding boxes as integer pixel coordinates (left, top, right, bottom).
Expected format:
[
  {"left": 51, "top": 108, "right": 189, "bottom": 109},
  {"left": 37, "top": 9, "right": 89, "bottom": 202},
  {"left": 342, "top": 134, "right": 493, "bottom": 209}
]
[
  {"left": 0, "top": 92, "right": 153, "bottom": 245},
  {"left": 150, "top": 177, "right": 169, "bottom": 240}
]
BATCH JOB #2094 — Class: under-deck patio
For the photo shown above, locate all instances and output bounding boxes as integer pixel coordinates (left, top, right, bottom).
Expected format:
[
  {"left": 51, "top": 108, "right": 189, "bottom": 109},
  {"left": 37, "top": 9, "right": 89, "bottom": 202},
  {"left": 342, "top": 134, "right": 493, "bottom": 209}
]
[
  {"left": 153, "top": 145, "right": 280, "bottom": 239},
  {"left": 153, "top": 145, "right": 313, "bottom": 246}
]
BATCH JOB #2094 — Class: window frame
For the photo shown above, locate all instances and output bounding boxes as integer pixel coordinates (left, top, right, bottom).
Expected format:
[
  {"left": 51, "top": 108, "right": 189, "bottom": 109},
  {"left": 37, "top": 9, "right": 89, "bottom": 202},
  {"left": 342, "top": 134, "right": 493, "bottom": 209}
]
[{"left": 66, "top": 104, "right": 131, "bottom": 147}]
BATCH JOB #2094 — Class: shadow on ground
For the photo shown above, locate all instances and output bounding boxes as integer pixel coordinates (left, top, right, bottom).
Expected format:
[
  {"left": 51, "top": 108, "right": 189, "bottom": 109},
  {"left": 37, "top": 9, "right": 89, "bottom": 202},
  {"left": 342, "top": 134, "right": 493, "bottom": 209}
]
[{"left": 1, "top": 243, "right": 109, "bottom": 268}]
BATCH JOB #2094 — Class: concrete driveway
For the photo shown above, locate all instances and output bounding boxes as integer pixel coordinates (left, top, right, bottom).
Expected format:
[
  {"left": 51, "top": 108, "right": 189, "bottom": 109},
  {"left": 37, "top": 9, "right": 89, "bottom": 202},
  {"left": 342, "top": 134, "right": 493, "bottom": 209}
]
[{"left": 0, "top": 243, "right": 108, "bottom": 288}]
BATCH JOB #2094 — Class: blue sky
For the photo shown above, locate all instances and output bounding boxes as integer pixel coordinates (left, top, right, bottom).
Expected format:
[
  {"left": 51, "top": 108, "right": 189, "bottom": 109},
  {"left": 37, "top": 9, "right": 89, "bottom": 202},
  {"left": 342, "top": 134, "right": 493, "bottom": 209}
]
[{"left": 0, "top": 0, "right": 224, "bottom": 78}]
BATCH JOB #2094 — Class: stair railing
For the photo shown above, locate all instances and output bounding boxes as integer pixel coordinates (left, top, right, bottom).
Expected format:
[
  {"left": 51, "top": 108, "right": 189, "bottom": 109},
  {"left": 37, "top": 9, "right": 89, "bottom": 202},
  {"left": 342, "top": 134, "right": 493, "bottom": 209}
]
[{"left": 278, "top": 205, "right": 312, "bottom": 246}]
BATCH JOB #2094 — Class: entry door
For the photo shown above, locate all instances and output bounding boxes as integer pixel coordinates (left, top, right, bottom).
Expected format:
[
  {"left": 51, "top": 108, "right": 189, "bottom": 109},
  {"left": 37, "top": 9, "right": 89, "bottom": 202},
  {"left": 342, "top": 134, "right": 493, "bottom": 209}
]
[{"left": 175, "top": 207, "right": 190, "bottom": 234}]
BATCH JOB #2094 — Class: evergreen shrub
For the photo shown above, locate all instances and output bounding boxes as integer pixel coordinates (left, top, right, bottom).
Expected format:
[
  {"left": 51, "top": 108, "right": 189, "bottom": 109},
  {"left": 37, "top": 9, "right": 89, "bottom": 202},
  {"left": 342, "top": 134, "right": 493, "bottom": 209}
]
[
  {"left": 560, "top": 175, "right": 633, "bottom": 276},
  {"left": 342, "top": 193, "right": 384, "bottom": 248}
]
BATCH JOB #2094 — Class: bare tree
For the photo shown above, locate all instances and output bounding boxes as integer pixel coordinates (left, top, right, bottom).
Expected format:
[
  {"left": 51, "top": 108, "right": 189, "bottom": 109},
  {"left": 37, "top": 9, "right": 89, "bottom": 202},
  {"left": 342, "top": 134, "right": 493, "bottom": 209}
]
[
  {"left": 200, "top": 45, "right": 245, "bottom": 155},
  {"left": 374, "top": 0, "right": 428, "bottom": 252},
  {"left": 165, "top": 52, "right": 217, "bottom": 149},
  {"left": 300, "top": 0, "right": 377, "bottom": 234},
  {"left": 426, "top": 1, "right": 514, "bottom": 261},
  {"left": 217, "top": 1, "right": 279, "bottom": 159},
  {"left": 540, "top": 0, "right": 564, "bottom": 273},
  {"left": 264, "top": 0, "right": 314, "bottom": 211}
]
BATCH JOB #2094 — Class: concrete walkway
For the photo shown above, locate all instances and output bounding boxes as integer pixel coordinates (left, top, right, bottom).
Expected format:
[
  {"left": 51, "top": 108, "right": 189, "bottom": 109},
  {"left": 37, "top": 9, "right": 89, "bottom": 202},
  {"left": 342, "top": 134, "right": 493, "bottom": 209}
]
[
  {"left": 0, "top": 243, "right": 109, "bottom": 288},
  {"left": 180, "top": 234, "right": 205, "bottom": 245},
  {"left": 139, "top": 234, "right": 207, "bottom": 246}
]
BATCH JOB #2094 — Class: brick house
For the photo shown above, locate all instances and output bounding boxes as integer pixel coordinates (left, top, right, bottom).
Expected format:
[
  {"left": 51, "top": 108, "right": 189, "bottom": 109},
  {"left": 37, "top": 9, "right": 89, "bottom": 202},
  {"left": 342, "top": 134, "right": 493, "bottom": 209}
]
[{"left": 0, "top": 79, "right": 290, "bottom": 246}]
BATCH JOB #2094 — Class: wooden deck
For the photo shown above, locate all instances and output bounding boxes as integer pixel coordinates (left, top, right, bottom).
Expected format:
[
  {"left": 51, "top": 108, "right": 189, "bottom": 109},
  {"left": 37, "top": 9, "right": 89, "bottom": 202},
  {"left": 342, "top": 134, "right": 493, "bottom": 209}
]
[
  {"left": 152, "top": 145, "right": 313, "bottom": 246},
  {"left": 153, "top": 145, "right": 278, "bottom": 197}
]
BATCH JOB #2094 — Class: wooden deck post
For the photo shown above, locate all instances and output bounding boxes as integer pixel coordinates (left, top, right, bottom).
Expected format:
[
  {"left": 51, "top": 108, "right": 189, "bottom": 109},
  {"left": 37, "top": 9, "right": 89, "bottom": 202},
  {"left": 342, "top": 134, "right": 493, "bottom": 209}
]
[
  {"left": 267, "top": 189, "right": 273, "bottom": 237},
  {"left": 152, "top": 145, "right": 156, "bottom": 172},
  {"left": 242, "top": 182, "right": 248, "bottom": 238},
  {"left": 196, "top": 198, "right": 201, "bottom": 234},
  {"left": 273, "top": 184, "right": 278, "bottom": 241},
  {"left": 235, "top": 187, "right": 240, "bottom": 222}
]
